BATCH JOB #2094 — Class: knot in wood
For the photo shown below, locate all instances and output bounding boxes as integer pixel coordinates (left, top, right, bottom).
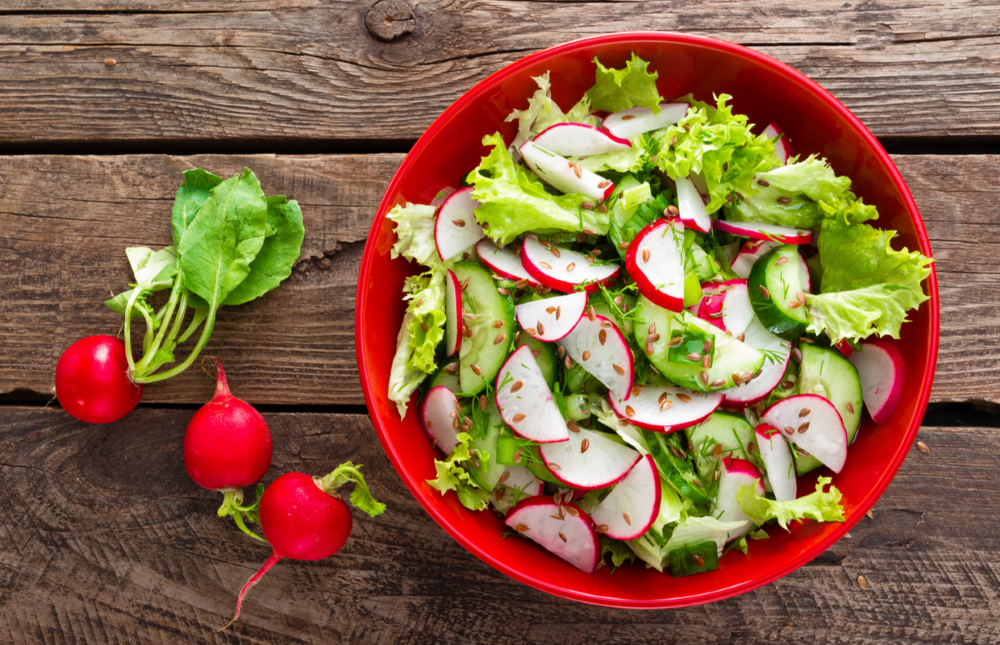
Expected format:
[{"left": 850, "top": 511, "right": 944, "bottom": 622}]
[{"left": 365, "top": 0, "right": 415, "bottom": 42}]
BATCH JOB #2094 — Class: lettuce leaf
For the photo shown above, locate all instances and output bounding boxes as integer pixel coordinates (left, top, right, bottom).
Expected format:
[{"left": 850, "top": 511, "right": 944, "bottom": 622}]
[
  {"left": 387, "top": 202, "right": 442, "bottom": 270},
  {"left": 586, "top": 53, "right": 664, "bottom": 115},
  {"left": 386, "top": 268, "right": 446, "bottom": 417},
  {"left": 736, "top": 477, "right": 845, "bottom": 530},
  {"left": 426, "top": 432, "right": 492, "bottom": 511},
  {"left": 601, "top": 537, "right": 637, "bottom": 573},
  {"left": 726, "top": 155, "right": 876, "bottom": 230},
  {"left": 663, "top": 515, "right": 749, "bottom": 557},
  {"left": 806, "top": 218, "right": 932, "bottom": 343},
  {"left": 505, "top": 72, "right": 598, "bottom": 155},
  {"left": 653, "top": 95, "right": 779, "bottom": 214},
  {"left": 468, "top": 133, "right": 610, "bottom": 244}
]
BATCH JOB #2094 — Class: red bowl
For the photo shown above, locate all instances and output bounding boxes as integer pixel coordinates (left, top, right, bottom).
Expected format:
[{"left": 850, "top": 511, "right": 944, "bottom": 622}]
[{"left": 355, "top": 32, "right": 939, "bottom": 608}]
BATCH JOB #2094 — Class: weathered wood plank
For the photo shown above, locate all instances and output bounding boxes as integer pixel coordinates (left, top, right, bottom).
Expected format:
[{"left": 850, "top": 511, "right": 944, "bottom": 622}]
[
  {"left": 0, "top": 406, "right": 995, "bottom": 643},
  {"left": 0, "top": 153, "right": 993, "bottom": 406},
  {"left": 1, "top": 2, "right": 1000, "bottom": 145}
]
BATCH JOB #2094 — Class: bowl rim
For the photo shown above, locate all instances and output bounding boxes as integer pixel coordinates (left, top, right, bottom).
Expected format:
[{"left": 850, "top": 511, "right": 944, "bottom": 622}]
[{"left": 355, "top": 30, "right": 940, "bottom": 608}]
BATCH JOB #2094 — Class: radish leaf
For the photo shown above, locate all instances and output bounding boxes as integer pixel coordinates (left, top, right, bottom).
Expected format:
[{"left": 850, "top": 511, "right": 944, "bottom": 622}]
[
  {"left": 171, "top": 168, "right": 223, "bottom": 246},
  {"left": 224, "top": 197, "right": 305, "bottom": 305}
]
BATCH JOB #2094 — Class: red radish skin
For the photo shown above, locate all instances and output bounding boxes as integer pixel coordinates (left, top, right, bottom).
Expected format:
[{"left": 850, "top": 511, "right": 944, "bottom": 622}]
[
  {"left": 763, "top": 122, "right": 791, "bottom": 164},
  {"left": 713, "top": 220, "right": 813, "bottom": 245},
  {"left": 849, "top": 340, "right": 905, "bottom": 425},
  {"left": 56, "top": 335, "right": 143, "bottom": 423},
  {"left": 626, "top": 218, "right": 685, "bottom": 311},
  {"left": 228, "top": 464, "right": 385, "bottom": 627},
  {"left": 184, "top": 358, "right": 272, "bottom": 492},
  {"left": 532, "top": 122, "right": 631, "bottom": 156}
]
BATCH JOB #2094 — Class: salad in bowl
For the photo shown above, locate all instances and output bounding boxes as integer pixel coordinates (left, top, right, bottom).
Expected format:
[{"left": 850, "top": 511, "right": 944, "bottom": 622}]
[{"left": 371, "top": 43, "right": 934, "bottom": 592}]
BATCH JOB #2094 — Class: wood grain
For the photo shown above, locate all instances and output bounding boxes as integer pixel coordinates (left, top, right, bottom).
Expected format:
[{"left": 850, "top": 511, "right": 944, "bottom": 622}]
[
  {"left": 0, "top": 153, "right": 994, "bottom": 406},
  {"left": 0, "top": 406, "right": 994, "bottom": 644},
  {"left": 1, "top": 2, "right": 1000, "bottom": 147}
]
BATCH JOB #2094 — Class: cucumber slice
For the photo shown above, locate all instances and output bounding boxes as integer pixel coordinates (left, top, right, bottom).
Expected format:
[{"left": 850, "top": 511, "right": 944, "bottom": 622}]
[
  {"left": 563, "top": 393, "right": 594, "bottom": 421},
  {"left": 564, "top": 361, "right": 600, "bottom": 394},
  {"left": 524, "top": 444, "right": 562, "bottom": 485},
  {"left": 686, "top": 412, "right": 756, "bottom": 479},
  {"left": 640, "top": 429, "right": 711, "bottom": 504},
  {"left": 426, "top": 363, "right": 461, "bottom": 393},
  {"left": 668, "top": 541, "right": 719, "bottom": 577},
  {"left": 794, "top": 343, "right": 863, "bottom": 475},
  {"left": 516, "top": 333, "right": 558, "bottom": 387},
  {"left": 648, "top": 310, "right": 765, "bottom": 392},
  {"left": 452, "top": 262, "right": 515, "bottom": 395},
  {"left": 590, "top": 294, "right": 637, "bottom": 338},
  {"left": 634, "top": 294, "right": 682, "bottom": 368},
  {"left": 747, "top": 245, "right": 808, "bottom": 340},
  {"left": 466, "top": 400, "right": 506, "bottom": 491}
]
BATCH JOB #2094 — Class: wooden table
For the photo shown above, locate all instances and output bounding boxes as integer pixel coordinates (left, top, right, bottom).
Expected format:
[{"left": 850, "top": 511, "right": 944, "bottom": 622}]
[{"left": 2, "top": 2, "right": 999, "bottom": 642}]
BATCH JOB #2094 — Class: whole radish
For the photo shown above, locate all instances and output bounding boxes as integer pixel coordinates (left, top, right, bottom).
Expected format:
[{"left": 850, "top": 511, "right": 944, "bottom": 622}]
[
  {"left": 56, "top": 335, "right": 143, "bottom": 423},
  {"left": 184, "top": 358, "right": 273, "bottom": 540},
  {"left": 227, "top": 463, "right": 385, "bottom": 626}
]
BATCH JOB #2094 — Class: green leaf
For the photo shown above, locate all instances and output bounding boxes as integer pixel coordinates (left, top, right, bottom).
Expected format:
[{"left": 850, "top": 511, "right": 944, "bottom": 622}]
[
  {"left": 224, "top": 196, "right": 305, "bottom": 305},
  {"left": 601, "top": 537, "right": 637, "bottom": 573},
  {"left": 468, "top": 133, "right": 608, "bottom": 245},
  {"left": 663, "top": 515, "right": 749, "bottom": 557},
  {"left": 386, "top": 201, "right": 443, "bottom": 270},
  {"left": 653, "top": 94, "right": 779, "bottom": 214},
  {"left": 586, "top": 53, "right": 664, "bottom": 115},
  {"left": 320, "top": 462, "right": 387, "bottom": 518},
  {"left": 456, "top": 484, "right": 493, "bottom": 511},
  {"left": 177, "top": 168, "right": 269, "bottom": 311},
  {"left": 736, "top": 476, "right": 845, "bottom": 530},
  {"left": 125, "top": 246, "right": 177, "bottom": 291},
  {"left": 171, "top": 168, "right": 223, "bottom": 246},
  {"left": 505, "top": 72, "right": 599, "bottom": 153},
  {"left": 105, "top": 289, "right": 157, "bottom": 323},
  {"left": 806, "top": 218, "right": 932, "bottom": 343},
  {"left": 387, "top": 267, "right": 447, "bottom": 417},
  {"left": 427, "top": 432, "right": 481, "bottom": 494}
]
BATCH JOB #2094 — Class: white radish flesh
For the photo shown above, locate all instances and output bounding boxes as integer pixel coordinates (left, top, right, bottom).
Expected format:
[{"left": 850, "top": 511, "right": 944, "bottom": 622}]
[
  {"left": 519, "top": 141, "right": 615, "bottom": 201},
  {"left": 521, "top": 235, "right": 621, "bottom": 293},
  {"left": 590, "top": 454, "right": 661, "bottom": 540},
  {"left": 515, "top": 291, "right": 587, "bottom": 342},
  {"left": 559, "top": 314, "right": 633, "bottom": 401},
  {"left": 505, "top": 497, "right": 602, "bottom": 573},
  {"left": 476, "top": 239, "right": 538, "bottom": 286},
  {"left": 608, "top": 385, "right": 722, "bottom": 432},
  {"left": 532, "top": 122, "right": 631, "bottom": 156},
  {"left": 626, "top": 218, "right": 685, "bottom": 312},
  {"left": 721, "top": 318, "right": 792, "bottom": 408},
  {"left": 494, "top": 345, "right": 569, "bottom": 444},
  {"left": 490, "top": 465, "right": 543, "bottom": 515},
  {"left": 762, "top": 394, "right": 849, "bottom": 473},
  {"left": 435, "top": 186, "right": 485, "bottom": 262},
  {"left": 418, "top": 386, "right": 463, "bottom": 455},
  {"left": 849, "top": 341, "right": 905, "bottom": 425},
  {"left": 539, "top": 425, "right": 640, "bottom": 490},
  {"left": 444, "top": 269, "right": 463, "bottom": 357},
  {"left": 731, "top": 240, "right": 780, "bottom": 279},
  {"left": 676, "top": 176, "right": 711, "bottom": 233},
  {"left": 714, "top": 220, "right": 813, "bottom": 245},
  {"left": 714, "top": 457, "right": 765, "bottom": 540},
  {"left": 602, "top": 103, "right": 690, "bottom": 139},
  {"left": 695, "top": 280, "right": 754, "bottom": 337},
  {"left": 754, "top": 424, "right": 797, "bottom": 502},
  {"left": 763, "top": 122, "right": 791, "bottom": 164}
]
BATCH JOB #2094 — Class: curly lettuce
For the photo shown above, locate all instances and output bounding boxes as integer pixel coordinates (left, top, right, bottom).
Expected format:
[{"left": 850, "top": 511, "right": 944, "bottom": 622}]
[
  {"left": 727, "top": 155, "right": 876, "bottom": 230},
  {"left": 426, "top": 432, "right": 491, "bottom": 511},
  {"left": 505, "top": 72, "right": 598, "bottom": 155},
  {"left": 652, "top": 95, "right": 779, "bottom": 214},
  {"left": 806, "top": 218, "right": 932, "bottom": 343},
  {"left": 468, "top": 133, "right": 610, "bottom": 245},
  {"left": 386, "top": 202, "right": 447, "bottom": 417},
  {"left": 586, "top": 53, "right": 664, "bottom": 115},
  {"left": 737, "top": 477, "right": 845, "bottom": 530}
]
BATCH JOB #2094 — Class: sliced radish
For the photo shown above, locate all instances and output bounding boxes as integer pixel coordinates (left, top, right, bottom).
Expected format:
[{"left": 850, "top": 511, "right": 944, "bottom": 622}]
[
  {"left": 476, "top": 239, "right": 538, "bottom": 286},
  {"left": 849, "top": 341, "right": 905, "bottom": 425},
  {"left": 444, "top": 269, "right": 463, "bottom": 357},
  {"left": 515, "top": 291, "right": 587, "bottom": 342},
  {"left": 435, "top": 186, "right": 485, "bottom": 262},
  {"left": 590, "top": 454, "right": 660, "bottom": 540},
  {"left": 608, "top": 385, "right": 722, "bottom": 432},
  {"left": 505, "top": 497, "right": 602, "bottom": 573},
  {"left": 519, "top": 141, "right": 615, "bottom": 201},
  {"left": 626, "top": 218, "right": 685, "bottom": 311},
  {"left": 539, "top": 426, "right": 640, "bottom": 490},
  {"left": 762, "top": 394, "right": 848, "bottom": 473},
  {"left": 798, "top": 253, "right": 812, "bottom": 293},
  {"left": 731, "top": 240, "right": 780, "bottom": 279},
  {"left": 491, "top": 465, "right": 543, "bottom": 515},
  {"left": 418, "top": 386, "right": 463, "bottom": 455},
  {"left": 676, "top": 176, "right": 711, "bottom": 233},
  {"left": 714, "top": 220, "right": 813, "bottom": 245},
  {"left": 763, "top": 122, "right": 791, "bottom": 165},
  {"left": 495, "top": 345, "right": 569, "bottom": 444},
  {"left": 836, "top": 340, "right": 855, "bottom": 359},
  {"left": 559, "top": 314, "right": 633, "bottom": 401},
  {"left": 694, "top": 280, "right": 753, "bottom": 337},
  {"left": 532, "top": 122, "right": 631, "bottom": 156},
  {"left": 690, "top": 171, "right": 709, "bottom": 198},
  {"left": 714, "top": 457, "right": 765, "bottom": 539},
  {"left": 602, "top": 102, "right": 690, "bottom": 139},
  {"left": 754, "top": 424, "right": 796, "bottom": 502},
  {"left": 721, "top": 318, "right": 792, "bottom": 409},
  {"left": 521, "top": 235, "right": 621, "bottom": 293}
]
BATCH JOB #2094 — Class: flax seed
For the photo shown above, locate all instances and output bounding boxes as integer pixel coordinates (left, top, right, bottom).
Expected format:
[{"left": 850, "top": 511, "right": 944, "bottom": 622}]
[
  {"left": 619, "top": 241, "right": 630, "bottom": 250},
  {"left": 511, "top": 380, "right": 524, "bottom": 393},
  {"left": 565, "top": 355, "right": 573, "bottom": 369},
  {"left": 494, "top": 333, "right": 506, "bottom": 346},
  {"left": 613, "top": 364, "right": 625, "bottom": 376},
  {"left": 581, "top": 438, "right": 591, "bottom": 453},
  {"left": 648, "top": 333, "right": 661, "bottom": 342},
  {"left": 587, "top": 306, "right": 596, "bottom": 321},
  {"left": 557, "top": 345, "right": 565, "bottom": 359},
  {"left": 699, "top": 371, "right": 709, "bottom": 385},
  {"left": 646, "top": 340, "right": 655, "bottom": 355},
  {"left": 444, "top": 363, "right": 459, "bottom": 374},
  {"left": 573, "top": 165, "right": 583, "bottom": 179},
  {"left": 712, "top": 443, "right": 722, "bottom": 459},
  {"left": 596, "top": 524, "right": 609, "bottom": 533},
  {"left": 667, "top": 205, "right": 679, "bottom": 215},
  {"left": 566, "top": 262, "right": 576, "bottom": 272},
  {"left": 512, "top": 413, "right": 526, "bottom": 423},
  {"left": 498, "top": 287, "right": 510, "bottom": 296},
  {"left": 514, "top": 524, "right": 529, "bottom": 532},
  {"left": 597, "top": 179, "right": 611, "bottom": 189},
  {"left": 668, "top": 336, "right": 683, "bottom": 347},
  {"left": 537, "top": 322, "right": 545, "bottom": 335},
  {"left": 917, "top": 441, "right": 929, "bottom": 453},
  {"left": 549, "top": 463, "right": 562, "bottom": 472},
  {"left": 565, "top": 506, "right": 579, "bottom": 517},
  {"left": 677, "top": 393, "right": 692, "bottom": 403},
  {"left": 532, "top": 349, "right": 541, "bottom": 359},
  {"left": 702, "top": 355, "right": 712, "bottom": 369},
  {"left": 799, "top": 408, "right": 811, "bottom": 418},
  {"left": 623, "top": 512, "right": 632, "bottom": 526},
  {"left": 759, "top": 285, "right": 770, "bottom": 299},
  {"left": 847, "top": 401, "right": 855, "bottom": 414},
  {"left": 599, "top": 329, "right": 607, "bottom": 346},
  {"left": 601, "top": 320, "right": 614, "bottom": 329},
  {"left": 758, "top": 179, "right": 770, "bottom": 187},
  {"left": 857, "top": 576, "right": 867, "bottom": 589},
  {"left": 796, "top": 291, "right": 807, "bottom": 304},
  {"left": 621, "top": 115, "right": 635, "bottom": 121},
  {"left": 784, "top": 426, "right": 794, "bottom": 435},
  {"left": 777, "top": 197, "right": 792, "bottom": 205},
  {"left": 797, "top": 422, "right": 809, "bottom": 433},
  {"left": 788, "top": 300, "right": 802, "bottom": 309},
  {"left": 642, "top": 248, "right": 651, "bottom": 263},
  {"left": 539, "top": 261, "right": 552, "bottom": 270},
  {"left": 567, "top": 421, "right": 581, "bottom": 433}
]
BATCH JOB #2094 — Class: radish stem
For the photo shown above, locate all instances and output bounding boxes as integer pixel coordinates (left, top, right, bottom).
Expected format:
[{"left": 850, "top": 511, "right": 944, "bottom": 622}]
[
  {"left": 135, "top": 307, "right": 216, "bottom": 384},
  {"left": 136, "top": 272, "right": 184, "bottom": 374}
]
